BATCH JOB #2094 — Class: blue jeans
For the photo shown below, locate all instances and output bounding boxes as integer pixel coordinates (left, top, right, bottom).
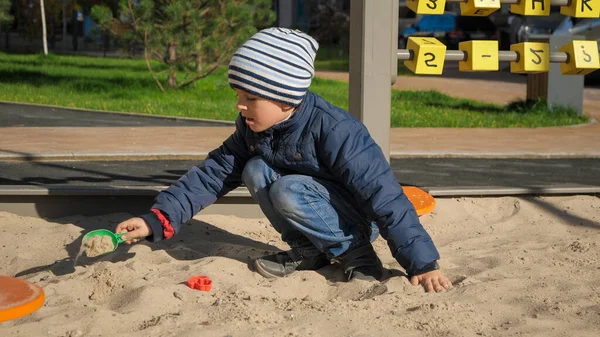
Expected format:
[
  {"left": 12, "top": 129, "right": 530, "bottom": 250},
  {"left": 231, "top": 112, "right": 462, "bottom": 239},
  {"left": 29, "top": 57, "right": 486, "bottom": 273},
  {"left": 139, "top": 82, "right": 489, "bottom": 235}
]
[{"left": 241, "top": 156, "right": 379, "bottom": 258}]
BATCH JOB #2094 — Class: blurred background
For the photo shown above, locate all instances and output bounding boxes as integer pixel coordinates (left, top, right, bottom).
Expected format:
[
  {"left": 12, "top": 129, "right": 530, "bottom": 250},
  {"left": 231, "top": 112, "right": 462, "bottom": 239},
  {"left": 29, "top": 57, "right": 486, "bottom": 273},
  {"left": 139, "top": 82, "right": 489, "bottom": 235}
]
[{"left": 2, "top": 1, "right": 597, "bottom": 82}]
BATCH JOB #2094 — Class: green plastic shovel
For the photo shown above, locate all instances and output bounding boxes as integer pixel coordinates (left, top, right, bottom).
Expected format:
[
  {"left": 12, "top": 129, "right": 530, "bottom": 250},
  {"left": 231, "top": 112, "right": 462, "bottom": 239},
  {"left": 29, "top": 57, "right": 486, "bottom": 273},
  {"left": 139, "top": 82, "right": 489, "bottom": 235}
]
[{"left": 81, "top": 229, "right": 135, "bottom": 256}]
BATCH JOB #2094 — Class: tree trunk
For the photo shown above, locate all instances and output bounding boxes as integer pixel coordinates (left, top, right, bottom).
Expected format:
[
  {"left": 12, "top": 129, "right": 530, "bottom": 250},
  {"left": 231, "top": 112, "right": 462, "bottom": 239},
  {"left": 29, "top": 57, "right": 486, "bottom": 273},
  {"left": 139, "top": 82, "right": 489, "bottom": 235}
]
[
  {"left": 168, "top": 42, "right": 177, "bottom": 88},
  {"left": 195, "top": 54, "right": 202, "bottom": 72},
  {"left": 168, "top": 70, "right": 177, "bottom": 88}
]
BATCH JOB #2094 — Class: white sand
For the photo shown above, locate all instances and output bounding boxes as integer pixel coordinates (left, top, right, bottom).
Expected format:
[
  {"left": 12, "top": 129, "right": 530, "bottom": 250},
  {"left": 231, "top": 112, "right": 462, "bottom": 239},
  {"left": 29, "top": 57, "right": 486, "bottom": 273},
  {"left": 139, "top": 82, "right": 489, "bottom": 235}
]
[{"left": 1, "top": 195, "right": 599, "bottom": 337}]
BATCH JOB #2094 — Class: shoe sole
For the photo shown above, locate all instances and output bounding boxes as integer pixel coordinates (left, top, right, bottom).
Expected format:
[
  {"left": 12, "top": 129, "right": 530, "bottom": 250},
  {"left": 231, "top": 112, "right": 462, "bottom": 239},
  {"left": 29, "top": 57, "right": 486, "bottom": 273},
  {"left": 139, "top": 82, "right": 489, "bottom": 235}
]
[{"left": 253, "top": 259, "right": 281, "bottom": 279}]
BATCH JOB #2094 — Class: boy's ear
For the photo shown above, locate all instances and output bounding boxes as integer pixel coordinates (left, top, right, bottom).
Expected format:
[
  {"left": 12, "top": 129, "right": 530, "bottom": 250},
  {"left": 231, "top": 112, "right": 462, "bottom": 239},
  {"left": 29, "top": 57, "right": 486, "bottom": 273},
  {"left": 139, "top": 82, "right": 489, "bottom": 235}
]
[{"left": 279, "top": 102, "right": 295, "bottom": 113}]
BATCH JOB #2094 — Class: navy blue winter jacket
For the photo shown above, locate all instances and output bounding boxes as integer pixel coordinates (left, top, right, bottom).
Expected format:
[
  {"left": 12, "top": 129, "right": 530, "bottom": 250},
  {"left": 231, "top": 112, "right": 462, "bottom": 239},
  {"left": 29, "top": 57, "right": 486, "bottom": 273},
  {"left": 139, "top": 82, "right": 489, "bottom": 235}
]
[{"left": 143, "top": 91, "right": 440, "bottom": 275}]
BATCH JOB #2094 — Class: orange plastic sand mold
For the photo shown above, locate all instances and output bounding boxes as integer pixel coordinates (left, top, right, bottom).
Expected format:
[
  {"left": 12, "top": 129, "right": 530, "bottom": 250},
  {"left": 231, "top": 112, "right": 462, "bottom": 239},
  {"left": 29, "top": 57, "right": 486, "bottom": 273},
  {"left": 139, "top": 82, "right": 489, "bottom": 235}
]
[
  {"left": 402, "top": 186, "right": 436, "bottom": 216},
  {"left": 187, "top": 275, "right": 212, "bottom": 291},
  {"left": 0, "top": 276, "right": 45, "bottom": 322}
]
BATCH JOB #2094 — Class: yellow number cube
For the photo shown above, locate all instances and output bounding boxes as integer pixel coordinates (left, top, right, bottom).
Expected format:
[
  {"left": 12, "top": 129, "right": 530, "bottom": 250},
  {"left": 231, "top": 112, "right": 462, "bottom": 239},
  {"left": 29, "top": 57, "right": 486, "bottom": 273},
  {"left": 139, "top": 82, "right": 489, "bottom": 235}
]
[
  {"left": 559, "top": 40, "right": 600, "bottom": 75},
  {"left": 561, "top": 0, "right": 600, "bottom": 18},
  {"left": 511, "top": 0, "right": 551, "bottom": 16},
  {"left": 460, "top": 0, "right": 501, "bottom": 16},
  {"left": 404, "top": 37, "right": 446, "bottom": 75},
  {"left": 459, "top": 40, "right": 499, "bottom": 72},
  {"left": 510, "top": 42, "right": 550, "bottom": 73},
  {"left": 406, "top": 0, "right": 446, "bottom": 15}
]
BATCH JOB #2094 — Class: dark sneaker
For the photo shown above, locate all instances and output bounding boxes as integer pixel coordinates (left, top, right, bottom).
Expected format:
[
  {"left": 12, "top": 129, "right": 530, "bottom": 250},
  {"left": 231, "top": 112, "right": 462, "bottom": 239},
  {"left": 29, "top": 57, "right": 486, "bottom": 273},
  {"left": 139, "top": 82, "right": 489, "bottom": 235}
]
[
  {"left": 253, "top": 250, "right": 330, "bottom": 278},
  {"left": 336, "top": 243, "right": 384, "bottom": 282}
]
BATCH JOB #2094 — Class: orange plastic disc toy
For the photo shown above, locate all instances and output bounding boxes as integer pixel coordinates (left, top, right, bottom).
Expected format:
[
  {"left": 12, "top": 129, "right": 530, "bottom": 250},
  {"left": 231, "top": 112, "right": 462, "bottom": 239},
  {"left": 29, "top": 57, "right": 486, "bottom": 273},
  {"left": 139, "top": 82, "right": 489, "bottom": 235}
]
[
  {"left": 402, "top": 186, "right": 436, "bottom": 216},
  {"left": 0, "top": 276, "right": 45, "bottom": 322}
]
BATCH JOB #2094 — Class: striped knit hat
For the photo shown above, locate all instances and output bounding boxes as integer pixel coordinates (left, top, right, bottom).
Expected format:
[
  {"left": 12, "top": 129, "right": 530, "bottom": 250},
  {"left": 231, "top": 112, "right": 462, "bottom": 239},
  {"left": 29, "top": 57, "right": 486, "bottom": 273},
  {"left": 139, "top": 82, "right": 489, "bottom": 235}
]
[{"left": 228, "top": 27, "right": 319, "bottom": 107}]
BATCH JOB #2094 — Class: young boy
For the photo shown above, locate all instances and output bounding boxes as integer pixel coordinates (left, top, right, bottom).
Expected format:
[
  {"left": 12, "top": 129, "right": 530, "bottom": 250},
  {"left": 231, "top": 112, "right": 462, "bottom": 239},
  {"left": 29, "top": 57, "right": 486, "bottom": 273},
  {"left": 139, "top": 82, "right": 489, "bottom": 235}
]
[{"left": 116, "top": 27, "right": 451, "bottom": 292}]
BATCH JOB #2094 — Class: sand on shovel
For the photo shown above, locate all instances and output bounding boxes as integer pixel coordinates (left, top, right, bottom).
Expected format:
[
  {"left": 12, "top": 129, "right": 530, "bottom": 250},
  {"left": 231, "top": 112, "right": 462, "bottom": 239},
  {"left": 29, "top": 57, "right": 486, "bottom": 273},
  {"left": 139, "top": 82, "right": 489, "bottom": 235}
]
[{"left": 81, "top": 236, "right": 115, "bottom": 258}]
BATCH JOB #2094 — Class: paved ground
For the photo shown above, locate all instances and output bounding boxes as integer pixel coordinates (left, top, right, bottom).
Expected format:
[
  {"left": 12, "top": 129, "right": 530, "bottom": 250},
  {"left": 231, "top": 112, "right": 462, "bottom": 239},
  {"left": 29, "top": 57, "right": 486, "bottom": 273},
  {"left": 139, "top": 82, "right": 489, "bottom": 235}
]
[
  {"left": 0, "top": 102, "right": 232, "bottom": 127},
  {"left": 1, "top": 158, "right": 598, "bottom": 189},
  {"left": 1, "top": 122, "right": 598, "bottom": 160}
]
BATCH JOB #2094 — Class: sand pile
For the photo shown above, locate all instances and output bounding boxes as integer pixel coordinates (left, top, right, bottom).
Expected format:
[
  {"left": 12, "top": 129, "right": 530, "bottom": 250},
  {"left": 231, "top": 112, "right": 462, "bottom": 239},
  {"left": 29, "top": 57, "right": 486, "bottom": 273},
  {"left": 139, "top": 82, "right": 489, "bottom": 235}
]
[
  {"left": 0, "top": 195, "right": 599, "bottom": 337},
  {"left": 82, "top": 236, "right": 115, "bottom": 258}
]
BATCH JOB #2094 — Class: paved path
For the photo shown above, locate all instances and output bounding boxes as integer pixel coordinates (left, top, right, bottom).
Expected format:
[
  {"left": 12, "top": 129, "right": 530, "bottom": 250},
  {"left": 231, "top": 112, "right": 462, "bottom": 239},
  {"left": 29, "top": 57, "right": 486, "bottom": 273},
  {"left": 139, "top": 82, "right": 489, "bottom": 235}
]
[
  {"left": 1, "top": 123, "right": 598, "bottom": 160},
  {"left": 0, "top": 102, "right": 232, "bottom": 127},
  {"left": 1, "top": 158, "right": 598, "bottom": 189}
]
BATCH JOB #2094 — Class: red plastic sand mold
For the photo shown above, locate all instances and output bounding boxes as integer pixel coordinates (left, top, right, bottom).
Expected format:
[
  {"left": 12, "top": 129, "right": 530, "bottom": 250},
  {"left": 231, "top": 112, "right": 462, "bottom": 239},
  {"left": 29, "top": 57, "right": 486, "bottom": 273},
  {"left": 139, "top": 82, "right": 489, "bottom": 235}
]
[{"left": 187, "top": 275, "right": 212, "bottom": 291}]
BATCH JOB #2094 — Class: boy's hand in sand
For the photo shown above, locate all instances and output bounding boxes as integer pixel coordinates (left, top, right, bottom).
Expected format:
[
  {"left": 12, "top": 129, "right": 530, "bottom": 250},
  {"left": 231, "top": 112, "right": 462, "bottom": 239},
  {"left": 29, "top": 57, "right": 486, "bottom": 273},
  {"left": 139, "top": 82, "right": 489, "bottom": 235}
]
[
  {"left": 115, "top": 217, "right": 153, "bottom": 244},
  {"left": 410, "top": 270, "right": 452, "bottom": 293}
]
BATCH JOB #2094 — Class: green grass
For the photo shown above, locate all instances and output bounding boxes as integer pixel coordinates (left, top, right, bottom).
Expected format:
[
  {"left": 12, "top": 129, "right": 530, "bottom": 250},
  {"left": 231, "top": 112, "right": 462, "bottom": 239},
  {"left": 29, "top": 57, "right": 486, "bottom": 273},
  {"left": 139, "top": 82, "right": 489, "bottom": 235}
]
[
  {"left": 0, "top": 52, "right": 588, "bottom": 127},
  {"left": 314, "top": 46, "right": 349, "bottom": 72}
]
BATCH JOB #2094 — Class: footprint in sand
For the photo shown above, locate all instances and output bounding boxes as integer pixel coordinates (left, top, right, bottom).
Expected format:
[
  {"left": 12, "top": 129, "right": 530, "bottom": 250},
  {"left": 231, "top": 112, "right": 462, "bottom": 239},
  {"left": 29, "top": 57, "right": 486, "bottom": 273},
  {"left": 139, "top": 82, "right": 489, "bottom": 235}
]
[
  {"left": 327, "top": 280, "right": 388, "bottom": 301},
  {"left": 463, "top": 197, "right": 521, "bottom": 228},
  {"left": 452, "top": 275, "right": 481, "bottom": 287}
]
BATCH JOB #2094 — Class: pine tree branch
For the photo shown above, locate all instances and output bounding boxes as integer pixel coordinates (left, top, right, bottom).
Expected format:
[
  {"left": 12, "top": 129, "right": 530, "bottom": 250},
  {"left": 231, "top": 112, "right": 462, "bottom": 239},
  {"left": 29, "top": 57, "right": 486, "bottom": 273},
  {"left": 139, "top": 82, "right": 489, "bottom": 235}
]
[
  {"left": 148, "top": 47, "right": 166, "bottom": 62},
  {"left": 144, "top": 30, "right": 165, "bottom": 93},
  {"left": 176, "top": 64, "right": 220, "bottom": 89},
  {"left": 177, "top": 36, "right": 235, "bottom": 90},
  {"left": 127, "top": 0, "right": 138, "bottom": 28}
]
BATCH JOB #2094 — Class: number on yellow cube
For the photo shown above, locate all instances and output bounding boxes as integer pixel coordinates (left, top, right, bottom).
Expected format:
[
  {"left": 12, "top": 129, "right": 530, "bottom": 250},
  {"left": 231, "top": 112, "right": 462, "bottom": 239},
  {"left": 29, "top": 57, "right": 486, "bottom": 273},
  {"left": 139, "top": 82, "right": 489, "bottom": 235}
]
[
  {"left": 459, "top": 41, "right": 499, "bottom": 72},
  {"left": 511, "top": 0, "right": 551, "bottom": 16},
  {"left": 510, "top": 42, "right": 550, "bottom": 73},
  {"left": 406, "top": 0, "right": 446, "bottom": 15},
  {"left": 559, "top": 40, "right": 600, "bottom": 75},
  {"left": 404, "top": 37, "right": 446, "bottom": 75},
  {"left": 561, "top": 0, "right": 600, "bottom": 18},
  {"left": 460, "top": 0, "right": 501, "bottom": 16}
]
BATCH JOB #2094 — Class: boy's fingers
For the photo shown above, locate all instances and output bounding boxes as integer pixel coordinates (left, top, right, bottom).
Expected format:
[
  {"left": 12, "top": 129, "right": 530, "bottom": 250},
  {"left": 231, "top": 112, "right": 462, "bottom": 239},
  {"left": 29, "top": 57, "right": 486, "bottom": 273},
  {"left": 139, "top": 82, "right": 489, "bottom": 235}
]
[
  {"left": 119, "top": 229, "right": 139, "bottom": 241},
  {"left": 123, "top": 237, "right": 141, "bottom": 244},
  {"left": 119, "top": 234, "right": 133, "bottom": 243},
  {"left": 117, "top": 224, "right": 133, "bottom": 234},
  {"left": 410, "top": 275, "right": 453, "bottom": 292},
  {"left": 432, "top": 279, "right": 444, "bottom": 292},
  {"left": 124, "top": 238, "right": 137, "bottom": 244},
  {"left": 423, "top": 278, "right": 434, "bottom": 292}
]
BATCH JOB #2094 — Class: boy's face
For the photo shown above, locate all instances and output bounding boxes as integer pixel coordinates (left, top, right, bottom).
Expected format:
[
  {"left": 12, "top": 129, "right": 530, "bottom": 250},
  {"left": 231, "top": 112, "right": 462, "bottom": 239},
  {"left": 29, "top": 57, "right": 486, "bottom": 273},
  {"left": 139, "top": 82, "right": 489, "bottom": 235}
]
[{"left": 234, "top": 88, "right": 294, "bottom": 132}]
